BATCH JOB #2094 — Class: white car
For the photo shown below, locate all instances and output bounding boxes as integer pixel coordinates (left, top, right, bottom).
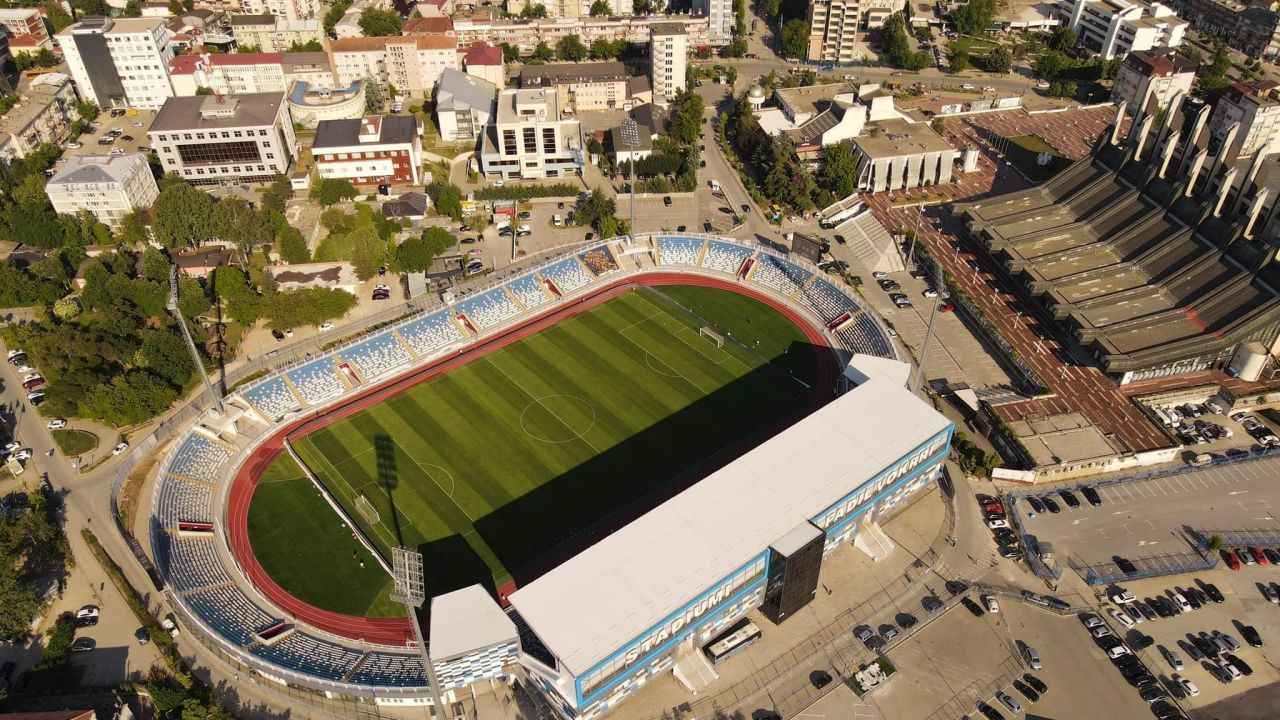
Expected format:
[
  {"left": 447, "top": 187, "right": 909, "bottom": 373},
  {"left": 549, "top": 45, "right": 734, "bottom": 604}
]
[
  {"left": 11, "top": 449, "right": 32, "bottom": 461},
  {"left": 112, "top": 442, "right": 129, "bottom": 456},
  {"left": 17, "top": 365, "right": 35, "bottom": 374},
  {"left": 1110, "top": 590, "right": 1136, "bottom": 605},
  {"left": 66, "top": 141, "right": 82, "bottom": 149},
  {"left": 46, "top": 418, "right": 67, "bottom": 430},
  {"left": 1174, "top": 674, "right": 1199, "bottom": 697},
  {"left": 22, "top": 373, "right": 42, "bottom": 383},
  {"left": 1106, "top": 644, "right": 1131, "bottom": 658},
  {"left": 6, "top": 349, "right": 24, "bottom": 360},
  {"left": 872, "top": 271, "right": 889, "bottom": 279},
  {"left": 1089, "top": 625, "right": 1113, "bottom": 638},
  {"left": 318, "top": 321, "right": 334, "bottom": 332},
  {"left": 2, "top": 442, "right": 18, "bottom": 453},
  {"left": 983, "top": 594, "right": 1000, "bottom": 613},
  {"left": 108, "top": 148, "right": 125, "bottom": 156},
  {"left": 1172, "top": 593, "right": 1192, "bottom": 613},
  {"left": 986, "top": 519, "right": 1010, "bottom": 529},
  {"left": 1109, "top": 608, "right": 1135, "bottom": 627},
  {"left": 1214, "top": 631, "right": 1240, "bottom": 651},
  {"left": 161, "top": 616, "right": 180, "bottom": 638},
  {"left": 1218, "top": 658, "right": 1242, "bottom": 681}
]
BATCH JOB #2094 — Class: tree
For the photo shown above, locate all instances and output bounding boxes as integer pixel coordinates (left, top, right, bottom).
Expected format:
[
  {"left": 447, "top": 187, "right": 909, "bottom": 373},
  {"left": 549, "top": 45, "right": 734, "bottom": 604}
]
[
  {"left": 286, "top": 39, "right": 325, "bottom": 52},
  {"left": 576, "top": 188, "right": 617, "bottom": 231},
  {"left": 1032, "top": 50, "right": 1069, "bottom": 79},
  {"left": 951, "top": 50, "right": 969, "bottom": 72},
  {"left": 557, "top": 34, "right": 588, "bottom": 61},
  {"left": 1208, "top": 535, "right": 1224, "bottom": 552},
  {"left": 78, "top": 371, "right": 179, "bottom": 426},
  {"left": 1179, "top": 45, "right": 1204, "bottom": 65},
  {"left": 1047, "top": 26, "right": 1076, "bottom": 52},
  {"left": 212, "top": 197, "right": 272, "bottom": 265},
  {"left": 324, "top": 0, "right": 354, "bottom": 33},
  {"left": 124, "top": 0, "right": 142, "bottom": 16},
  {"left": 501, "top": 43, "right": 520, "bottom": 62},
  {"left": 425, "top": 181, "right": 464, "bottom": 220},
  {"left": 260, "top": 175, "right": 294, "bottom": 214},
  {"left": 152, "top": 184, "right": 215, "bottom": 249},
  {"left": 309, "top": 178, "right": 358, "bottom": 206},
  {"left": 117, "top": 208, "right": 150, "bottom": 246},
  {"left": 667, "top": 89, "right": 705, "bottom": 145},
  {"left": 137, "top": 329, "right": 195, "bottom": 386},
  {"left": 53, "top": 297, "right": 81, "bottom": 320},
  {"left": 262, "top": 288, "right": 357, "bottom": 329},
  {"left": 397, "top": 227, "right": 454, "bottom": 271},
  {"left": 179, "top": 699, "right": 236, "bottom": 720},
  {"left": 532, "top": 41, "right": 555, "bottom": 61},
  {"left": 141, "top": 246, "right": 171, "bottom": 281},
  {"left": 591, "top": 37, "right": 621, "bottom": 60},
  {"left": 278, "top": 225, "right": 310, "bottom": 264},
  {"left": 985, "top": 46, "right": 1012, "bottom": 74},
  {"left": 235, "top": 43, "right": 262, "bottom": 54},
  {"left": 364, "top": 78, "right": 386, "bottom": 114},
  {"left": 45, "top": 5, "right": 73, "bottom": 32},
  {"left": 951, "top": 0, "right": 995, "bottom": 36},
  {"left": 818, "top": 143, "right": 858, "bottom": 200},
  {"left": 358, "top": 8, "right": 402, "bottom": 36},
  {"left": 589, "top": 0, "right": 611, "bottom": 15},
  {"left": 780, "top": 18, "right": 808, "bottom": 59},
  {"left": 520, "top": 3, "right": 548, "bottom": 17}
]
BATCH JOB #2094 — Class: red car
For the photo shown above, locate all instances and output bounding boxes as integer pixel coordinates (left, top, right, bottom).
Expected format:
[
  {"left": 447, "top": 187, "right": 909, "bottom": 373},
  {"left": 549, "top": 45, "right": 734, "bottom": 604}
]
[
  {"left": 1224, "top": 549, "right": 1242, "bottom": 570},
  {"left": 940, "top": 302, "right": 956, "bottom": 313},
  {"left": 1250, "top": 547, "right": 1268, "bottom": 565},
  {"left": 983, "top": 501, "right": 1003, "bottom": 515}
]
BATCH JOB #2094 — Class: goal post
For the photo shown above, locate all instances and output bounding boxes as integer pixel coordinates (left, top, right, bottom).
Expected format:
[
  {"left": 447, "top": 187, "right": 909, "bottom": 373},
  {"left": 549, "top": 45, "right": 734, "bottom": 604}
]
[
  {"left": 699, "top": 326, "right": 725, "bottom": 348},
  {"left": 355, "top": 494, "right": 380, "bottom": 526}
]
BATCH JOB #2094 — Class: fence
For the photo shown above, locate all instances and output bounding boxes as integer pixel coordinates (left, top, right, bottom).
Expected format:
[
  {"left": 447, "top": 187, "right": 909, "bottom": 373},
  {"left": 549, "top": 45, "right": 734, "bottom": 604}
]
[
  {"left": 1071, "top": 549, "right": 1218, "bottom": 586},
  {"left": 1195, "top": 528, "right": 1280, "bottom": 547}
]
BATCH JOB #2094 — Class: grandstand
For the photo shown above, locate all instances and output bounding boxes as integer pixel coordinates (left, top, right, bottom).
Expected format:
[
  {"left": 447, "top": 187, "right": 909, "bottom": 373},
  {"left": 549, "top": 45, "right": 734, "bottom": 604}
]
[{"left": 150, "top": 234, "right": 900, "bottom": 697}]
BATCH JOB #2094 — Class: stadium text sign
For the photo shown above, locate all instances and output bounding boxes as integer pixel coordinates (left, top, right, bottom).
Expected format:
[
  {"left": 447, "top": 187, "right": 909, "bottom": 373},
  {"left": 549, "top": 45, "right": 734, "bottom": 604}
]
[
  {"left": 816, "top": 435, "right": 948, "bottom": 530},
  {"left": 621, "top": 565, "right": 759, "bottom": 666}
]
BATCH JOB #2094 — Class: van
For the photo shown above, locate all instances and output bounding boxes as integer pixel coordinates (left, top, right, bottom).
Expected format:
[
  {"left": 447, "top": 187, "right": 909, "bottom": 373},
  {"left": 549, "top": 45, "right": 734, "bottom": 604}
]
[{"left": 553, "top": 214, "right": 563, "bottom": 227}]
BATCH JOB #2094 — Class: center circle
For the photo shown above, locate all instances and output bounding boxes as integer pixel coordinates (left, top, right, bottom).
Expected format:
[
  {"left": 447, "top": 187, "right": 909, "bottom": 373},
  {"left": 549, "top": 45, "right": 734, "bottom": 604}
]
[{"left": 520, "top": 394, "right": 597, "bottom": 443}]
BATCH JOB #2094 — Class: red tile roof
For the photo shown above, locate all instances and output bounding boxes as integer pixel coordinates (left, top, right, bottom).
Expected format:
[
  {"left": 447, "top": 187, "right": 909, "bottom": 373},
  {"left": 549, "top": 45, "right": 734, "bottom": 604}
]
[{"left": 464, "top": 41, "right": 502, "bottom": 66}]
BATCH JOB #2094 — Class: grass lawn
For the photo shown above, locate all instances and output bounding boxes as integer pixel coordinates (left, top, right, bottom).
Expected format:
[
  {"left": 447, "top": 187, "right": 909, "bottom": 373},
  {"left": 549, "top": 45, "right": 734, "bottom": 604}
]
[
  {"left": 51, "top": 429, "right": 97, "bottom": 456},
  {"left": 1002, "top": 135, "right": 1071, "bottom": 182},
  {"left": 252, "top": 287, "right": 818, "bottom": 613}
]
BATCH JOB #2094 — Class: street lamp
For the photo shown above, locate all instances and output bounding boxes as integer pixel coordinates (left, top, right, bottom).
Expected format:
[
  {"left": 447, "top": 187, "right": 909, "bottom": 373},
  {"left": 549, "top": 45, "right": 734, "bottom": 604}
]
[{"left": 619, "top": 119, "right": 640, "bottom": 243}]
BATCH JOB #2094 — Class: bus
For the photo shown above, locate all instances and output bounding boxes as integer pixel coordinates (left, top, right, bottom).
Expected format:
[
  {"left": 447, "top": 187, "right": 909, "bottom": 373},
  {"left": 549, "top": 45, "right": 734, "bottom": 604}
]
[{"left": 703, "top": 619, "right": 762, "bottom": 664}]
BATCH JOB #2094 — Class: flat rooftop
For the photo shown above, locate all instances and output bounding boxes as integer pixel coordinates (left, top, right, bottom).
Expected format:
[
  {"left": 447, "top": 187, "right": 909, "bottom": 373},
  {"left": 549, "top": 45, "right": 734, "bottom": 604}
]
[
  {"left": 1005, "top": 412, "right": 1125, "bottom": 467},
  {"left": 774, "top": 83, "right": 852, "bottom": 117},
  {"left": 150, "top": 92, "right": 286, "bottom": 131},
  {"left": 509, "top": 376, "right": 951, "bottom": 676},
  {"left": 853, "top": 118, "right": 954, "bottom": 158}
]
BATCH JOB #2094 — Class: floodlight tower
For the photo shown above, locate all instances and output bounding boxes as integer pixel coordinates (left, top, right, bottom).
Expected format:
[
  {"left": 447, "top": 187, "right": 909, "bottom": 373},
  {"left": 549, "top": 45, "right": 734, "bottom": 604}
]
[
  {"left": 619, "top": 119, "right": 640, "bottom": 244},
  {"left": 168, "top": 266, "right": 224, "bottom": 414},
  {"left": 392, "top": 547, "right": 448, "bottom": 718}
]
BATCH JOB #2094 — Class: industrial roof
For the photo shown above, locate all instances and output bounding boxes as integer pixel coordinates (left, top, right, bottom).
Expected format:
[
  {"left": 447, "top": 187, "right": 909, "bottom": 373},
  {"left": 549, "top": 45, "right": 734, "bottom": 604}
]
[
  {"left": 429, "top": 585, "right": 518, "bottom": 662},
  {"left": 508, "top": 376, "right": 950, "bottom": 676},
  {"left": 521, "top": 61, "right": 627, "bottom": 86}
]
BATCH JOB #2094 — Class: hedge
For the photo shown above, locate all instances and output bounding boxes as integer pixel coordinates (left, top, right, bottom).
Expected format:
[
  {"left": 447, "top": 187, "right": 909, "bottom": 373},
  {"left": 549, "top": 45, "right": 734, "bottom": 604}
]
[{"left": 474, "top": 183, "right": 579, "bottom": 201}]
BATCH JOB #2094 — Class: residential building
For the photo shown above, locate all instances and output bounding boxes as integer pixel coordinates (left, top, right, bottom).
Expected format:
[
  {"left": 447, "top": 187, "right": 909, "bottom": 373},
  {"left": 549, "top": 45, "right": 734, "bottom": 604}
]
[
  {"left": 505, "top": 0, "right": 634, "bottom": 18},
  {"left": 650, "top": 22, "right": 687, "bottom": 104},
  {"left": 1059, "top": 0, "right": 1186, "bottom": 58},
  {"left": 148, "top": 92, "right": 297, "bottom": 185},
  {"left": 332, "top": 36, "right": 460, "bottom": 100},
  {"left": 520, "top": 61, "right": 631, "bottom": 112},
  {"left": 463, "top": 42, "right": 505, "bottom": 88},
  {"left": 849, "top": 118, "right": 956, "bottom": 192},
  {"left": 243, "top": 0, "right": 321, "bottom": 23},
  {"left": 228, "top": 14, "right": 325, "bottom": 53},
  {"left": 1238, "top": 6, "right": 1280, "bottom": 60},
  {"left": 402, "top": 15, "right": 457, "bottom": 37},
  {"left": 436, "top": 67, "right": 497, "bottom": 142},
  {"left": 450, "top": 14, "right": 714, "bottom": 56},
  {"left": 45, "top": 154, "right": 160, "bottom": 228},
  {"left": 7, "top": 34, "right": 52, "bottom": 57},
  {"left": 332, "top": 7, "right": 363, "bottom": 39},
  {"left": 0, "top": 73, "right": 78, "bottom": 164},
  {"left": 1208, "top": 80, "right": 1280, "bottom": 158},
  {"left": 1110, "top": 47, "right": 1197, "bottom": 116},
  {"left": 415, "top": 0, "right": 455, "bottom": 17},
  {"left": 0, "top": 8, "right": 48, "bottom": 43},
  {"left": 479, "top": 88, "right": 584, "bottom": 179},
  {"left": 806, "top": 0, "right": 905, "bottom": 62},
  {"left": 692, "top": 0, "right": 732, "bottom": 45},
  {"left": 312, "top": 115, "right": 424, "bottom": 185},
  {"left": 168, "top": 51, "right": 335, "bottom": 96},
  {"left": 56, "top": 16, "right": 176, "bottom": 109},
  {"left": 609, "top": 122, "right": 652, "bottom": 163}
]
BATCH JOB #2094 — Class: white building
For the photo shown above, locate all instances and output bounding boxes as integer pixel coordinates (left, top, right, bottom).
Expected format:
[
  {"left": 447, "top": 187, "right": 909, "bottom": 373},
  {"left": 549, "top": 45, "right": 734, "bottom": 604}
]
[
  {"left": 806, "top": 0, "right": 905, "bottom": 62},
  {"left": 650, "top": 22, "right": 687, "bottom": 104},
  {"left": 0, "top": 73, "right": 80, "bottom": 165},
  {"left": 692, "top": 0, "right": 733, "bottom": 45},
  {"left": 332, "top": 36, "right": 460, "bottom": 100},
  {"left": 451, "top": 14, "right": 715, "bottom": 55},
  {"left": 479, "top": 88, "right": 584, "bottom": 179},
  {"left": 229, "top": 14, "right": 326, "bottom": 53},
  {"left": 520, "top": 61, "right": 632, "bottom": 112},
  {"left": 149, "top": 92, "right": 297, "bottom": 185},
  {"left": 462, "top": 42, "right": 506, "bottom": 89},
  {"left": 1208, "top": 80, "right": 1280, "bottom": 159},
  {"left": 45, "top": 153, "right": 160, "bottom": 229},
  {"left": 167, "top": 51, "right": 336, "bottom": 96},
  {"left": 1060, "top": 0, "right": 1187, "bottom": 58},
  {"left": 1110, "top": 48, "right": 1197, "bottom": 116},
  {"left": 312, "top": 115, "right": 424, "bottom": 185},
  {"left": 241, "top": 0, "right": 320, "bottom": 23},
  {"left": 436, "top": 68, "right": 498, "bottom": 143},
  {"left": 56, "top": 16, "right": 175, "bottom": 109},
  {"left": 849, "top": 118, "right": 956, "bottom": 192}
]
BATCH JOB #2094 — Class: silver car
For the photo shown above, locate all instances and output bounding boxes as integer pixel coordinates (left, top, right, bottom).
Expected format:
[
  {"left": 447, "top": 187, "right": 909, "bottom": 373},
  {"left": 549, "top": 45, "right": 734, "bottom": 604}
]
[{"left": 996, "top": 690, "right": 1023, "bottom": 714}]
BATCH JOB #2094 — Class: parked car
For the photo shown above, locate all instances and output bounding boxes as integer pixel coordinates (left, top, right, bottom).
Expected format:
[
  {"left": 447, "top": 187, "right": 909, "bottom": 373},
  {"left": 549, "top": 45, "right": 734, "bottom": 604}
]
[
  {"left": 1020, "top": 643, "right": 1042, "bottom": 670},
  {"left": 46, "top": 418, "right": 68, "bottom": 430},
  {"left": 75, "top": 605, "right": 99, "bottom": 627},
  {"left": 1081, "top": 486, "right": 1102, "bottom": 506},
  {"left": 70, "top": 637, "right": 96, "bottom": 653},
  {"left": 1174, "top": 674, "right": 1199, "bottom": 697},
  {"left": 995, "top": 691, "right": 1022, "bottom": 714},
  {"left": 1240, "top": 625, "right": 1263, "bottom": 647},
  {"left": 983, "top": 594, "right": 1000, "bottom": 613},
  {"left": 112, "top": 441, "right": 129, "bottom": 456}
]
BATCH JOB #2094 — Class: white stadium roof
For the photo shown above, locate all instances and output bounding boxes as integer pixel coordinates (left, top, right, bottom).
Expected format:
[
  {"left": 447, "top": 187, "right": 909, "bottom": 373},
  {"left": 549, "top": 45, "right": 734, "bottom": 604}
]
[
  {"left": 430, "top": 585, "right": 517, "bottom": 662},
  {"left": 508, "top": 375, "right": 951, "bottom": 676}
]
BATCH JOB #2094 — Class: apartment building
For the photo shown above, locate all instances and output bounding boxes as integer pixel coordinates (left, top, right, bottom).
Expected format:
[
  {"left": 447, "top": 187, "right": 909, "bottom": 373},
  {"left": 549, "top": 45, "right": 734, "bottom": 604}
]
[
  {"left": 692, "top": 0, "right": 732, "bottom": 45},
  {"left": 520, "top": 62, "right": 630, "bottom": 112},
  {"left": 56, "top": 16, "right": 176, "bottom": 109},
  {"left": 193, "top": 0, "right": 319, "bottom": 21},
  {"left": 479, "top": 88, "right": 584, "bottom": 179},
  {"left": 1181, "top": 0, "right": 1280, "bottom": 61},
  {"left": 1207, "top": 80, "right": 1280, "bottom": 158},
  {"left": 1059, "top": 0, "right": 1186, "bottom": 58},
  {"left": 45, "top": 154, "right": 160, "bottom": 228},
  {"left": 650, "top": 22, "right": 687, "bottom": 104},
  {"left": 463, "top": 42, "right": 505, "bottom": 88},
  {"left": 506, "top": 0, "right": 634, "bottom": 18},
  {"left": 436, "top": 68, "right": 497, "bottom": 142},
  {"left": 332, "top": 36, "right": 460, "bottom": 100},
  {"left": 451, "top": 14, "right": 713, "bottom": 56},
  {"left": 168, "top": 51, "right": 335, "bottom": 96},
  {"left": 229, "top": 14, "right": 325, "bottom": 53},
  {"left": 806, "top": 0, "right": 905, "bottom": 62},
  {"left": 0, "top": 73, "right": 78, "bottom": 165},
  {"left": 0, "top": 8, "right": 48, "bottom": 43},
  {"left": 149, "top": 92, "right": 297, "bottom": 185},
  {"left": 1110, "top": 48, "right": 1197, "bottom": 116},
  {"left": 312, "top": 116, "right": 423, "bottom": 185}
]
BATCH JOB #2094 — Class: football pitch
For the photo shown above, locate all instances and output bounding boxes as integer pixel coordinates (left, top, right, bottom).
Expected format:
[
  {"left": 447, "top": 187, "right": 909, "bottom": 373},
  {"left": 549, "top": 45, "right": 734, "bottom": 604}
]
[{"left": 249, "top": 286, "right": 822, "bottom": 616}]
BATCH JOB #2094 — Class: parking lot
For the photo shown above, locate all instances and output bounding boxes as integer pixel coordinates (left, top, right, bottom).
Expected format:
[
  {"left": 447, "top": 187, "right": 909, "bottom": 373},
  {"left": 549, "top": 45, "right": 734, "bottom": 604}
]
[
  {"left": 1016, "top": 456, "right": 1280, "bottom": 573},
  {"left": 62, "top": 107, "right": 157, "bottom": 160}
]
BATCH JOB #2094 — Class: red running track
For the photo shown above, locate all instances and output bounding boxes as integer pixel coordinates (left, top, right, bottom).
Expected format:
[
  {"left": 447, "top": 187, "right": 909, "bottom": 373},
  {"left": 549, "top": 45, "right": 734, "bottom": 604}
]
[{"left": 224, "top": 273, "right": 843, "bottom": 645}]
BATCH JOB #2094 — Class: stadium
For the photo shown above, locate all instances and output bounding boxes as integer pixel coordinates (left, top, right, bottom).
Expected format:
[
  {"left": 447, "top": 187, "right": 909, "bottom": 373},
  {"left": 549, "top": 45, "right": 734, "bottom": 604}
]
[{"left": 145, "top": 232, "right": 953, "bottom": 718}]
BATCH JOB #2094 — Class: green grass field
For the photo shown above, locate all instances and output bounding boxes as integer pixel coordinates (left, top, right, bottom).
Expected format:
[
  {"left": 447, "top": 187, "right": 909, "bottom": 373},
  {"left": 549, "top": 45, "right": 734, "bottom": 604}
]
[{"left": 248, "top": 286, "right": 820, "bottom": 616}]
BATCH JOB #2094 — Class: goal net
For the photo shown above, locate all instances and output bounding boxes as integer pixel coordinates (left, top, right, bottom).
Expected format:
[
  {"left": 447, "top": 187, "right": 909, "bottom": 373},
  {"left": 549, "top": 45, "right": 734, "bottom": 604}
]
[
  {"left": 699, "top": 327, "right": 725, "bottom": 348},
  {"left": 355, "top": 494, "right": 380, "bottom": 526}
]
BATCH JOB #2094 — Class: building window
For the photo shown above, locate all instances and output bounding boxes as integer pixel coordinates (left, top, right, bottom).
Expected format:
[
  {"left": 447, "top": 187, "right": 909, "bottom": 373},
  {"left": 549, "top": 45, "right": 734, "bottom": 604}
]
[
  {"left": 176, "top": 140, "right": 262, "bottom": 167},
  {"left": 522, "top": 127, "right": 537, "bottom": 154}
]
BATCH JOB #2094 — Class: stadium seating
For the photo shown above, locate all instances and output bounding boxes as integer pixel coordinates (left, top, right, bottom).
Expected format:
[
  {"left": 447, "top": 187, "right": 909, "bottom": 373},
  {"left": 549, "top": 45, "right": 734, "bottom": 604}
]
[
  {"left": 342, "top": 333, "right": 412, "bottom": 382},
  {"left": 797, "top": 279, "right": 860, "bottom": 325},
  {"left": 167, "top": 537, "right": 233, "bottom": 592},
  {"left": 752, "top": 254, "right": 811, "bottom": 297},
  {"left": 242, "top": 376, "right": 299, "bottom": 420},
  {"left": 541, "top": 258, "right": 593, "bottom": 294},
  {"left": 251, "top": 633, "right": 362, "bottom": 681},
  {"left": 657, "top": 237, "right": 704, "bottom": 267},
  {"left": 156, "top": 480, "right": 213, "bottom": 527},
  {"left": 579, "top": 247, "right": 619, "bottom": 275},
  {"left": 400, "top": 311, "right": 463, "bottom": 358},
  {"left": 837, "top": 314, "right": 894, "bottom": 358},
  {"left": 349, "top": 652, "right": 428, "bottom": 687},
  {"left": 185, "top": 586, "right": 278, "bottom": 645},
  {"left": 703, "top": 241, "right": 754, "bottom": 274},
  {"left": 167, "top": 435, "right": 233, "bottom": 484},
  {"left": 288, "top": 359, "right": 346, "bottom": 406},
  {"left": 507, "top": 274, "right": 550, "bottom": 310},
  {"left": 456, "top": 288, "right": 521, "bottom": 330}
]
